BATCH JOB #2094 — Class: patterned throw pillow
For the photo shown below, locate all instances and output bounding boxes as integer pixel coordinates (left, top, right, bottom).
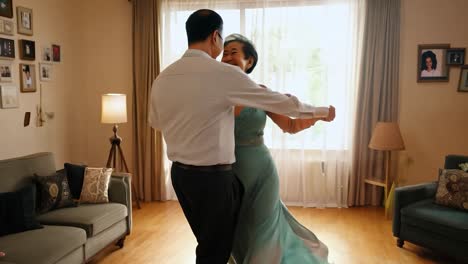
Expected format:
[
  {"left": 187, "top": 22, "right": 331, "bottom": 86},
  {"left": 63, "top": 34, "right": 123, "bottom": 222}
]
[
  {"left": 34, "top": 172, "right": 76, "bottom": 214},
  {"left": 460, "top": 162, "right": 468, "bottom": 172},
  {"left": 435, "top": 169, "right": 468, "bottom": 211},
  {"left": 80, "top": 167, "right": 113, "bottom": 204},
  {"left": 35, "top": 172, "right": 76, "bottom": 214}
]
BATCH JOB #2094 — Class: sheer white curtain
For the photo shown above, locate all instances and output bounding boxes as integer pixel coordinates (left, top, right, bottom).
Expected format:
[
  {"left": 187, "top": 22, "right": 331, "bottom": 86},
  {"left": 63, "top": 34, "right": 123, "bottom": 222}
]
[{"left": 159, "top": 0, "right": 364, "bottom": 207}]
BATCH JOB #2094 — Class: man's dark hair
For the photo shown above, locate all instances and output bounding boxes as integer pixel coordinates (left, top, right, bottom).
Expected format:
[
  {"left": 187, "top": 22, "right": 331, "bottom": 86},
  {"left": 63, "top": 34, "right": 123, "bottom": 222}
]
[
  {"left": 421, "top": 50, "right": 437, "bottom": 71},
  {"left": 224, "top": 34, "right": 258, "bottom": 74},
  {"left": 186, "top": 9, "right": 223, "bottom": 44}
]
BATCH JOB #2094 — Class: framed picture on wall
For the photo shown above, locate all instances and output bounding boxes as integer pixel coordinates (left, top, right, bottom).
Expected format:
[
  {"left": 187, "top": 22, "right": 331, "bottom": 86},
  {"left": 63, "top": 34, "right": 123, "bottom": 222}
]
[
  {"left": 19, "top": 39, "right": 35, "bottom": 60},
  {"left": 0, "top": 61, "right": 12, "bottom": 82},
  {"left": 446, "top": 48, "right": 465, "bottom": 66},
  {"left": 42, "top": 46, "right": 51, "bottom": 61},
  {"left": 0, "top": 37, "right": 14, "bottom": 59},
  {"left": 0, "top": 84, "right": 19, "bottom": 108},
  {"left": 19, "top": 63, "right": 36, "bottom": 92},
  {"left": 17, "top": 6, "right": 33, "bottom": 35},
  {"left": 0, "top": 19, "right": 13, "bottom": 35},
  {"left": 52, "top": 44, "right": 60, "bottom": 62},
  {"left": 417, "top": 44, "right": 450, "bottom": 82},
  {"left": 39, "top": 63, "right": 52, "bottom": 81},
  {"left": 0, "top": 0, "right": 13, "bottom": 18},
  {"left": 458, "top": 65, "right": 468, "bottom": 93}
]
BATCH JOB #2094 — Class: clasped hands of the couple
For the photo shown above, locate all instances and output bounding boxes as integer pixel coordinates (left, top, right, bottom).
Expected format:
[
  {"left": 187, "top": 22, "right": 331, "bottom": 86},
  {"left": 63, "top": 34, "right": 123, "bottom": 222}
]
[
  {"left": 258, "top": 84, "right": 336, "bottom": 123},
  {"left": 323, "top": 105, "right": 335, "bottom": 122}
]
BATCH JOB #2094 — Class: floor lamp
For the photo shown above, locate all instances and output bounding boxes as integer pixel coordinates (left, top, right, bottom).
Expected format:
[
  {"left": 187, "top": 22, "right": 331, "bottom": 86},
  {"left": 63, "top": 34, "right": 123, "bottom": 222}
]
[
  {"left": 101, "top": 94, "right": 141, "bottom": 209},
  {"left": 368, "top": 122, "right": 405, "bottom": 218}
]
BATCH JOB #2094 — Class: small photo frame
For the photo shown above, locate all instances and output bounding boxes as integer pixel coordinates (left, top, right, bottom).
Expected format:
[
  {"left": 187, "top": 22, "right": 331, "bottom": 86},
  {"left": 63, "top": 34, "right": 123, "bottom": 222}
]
[
  {"left": 19, "top": 39, "right": 35, "bottom": 60},
  {"left": 458, "top": 65, "right": 468, "bottom": 93},
  {"left": 17, "top": 6, "right": 33, "bottom": 35},
  {"left": 0, "top": 0, "right": 13, "bottom": 18},
  {"left": 0, "top": 84, "right": 19, "bottom": 109},
  {"left": 42, "top": 46, "right": 51, "bottom": 61},
  {"left": 39, "top": 63, "right": 52, "bottom": 81},
  {"left": 0, "top": 37, "right": 14, "bottom": 59},
  {"left": 19, "top": 63, "right": 36, "bottom": 92},
  {"left": 52, "top": 44, "right": 60, "bottom": 62},
  {"left": 0, "top": 61, "right": 12, "bottom": 82},
  {"left": 0, "top": 18, "right": 13, "bottom": 35},
  {"left": 417, "top": 44, "right": 450, "bottom": 82},
  {"left": 446, "top": 48, "right": 465, "bottom": 66}
]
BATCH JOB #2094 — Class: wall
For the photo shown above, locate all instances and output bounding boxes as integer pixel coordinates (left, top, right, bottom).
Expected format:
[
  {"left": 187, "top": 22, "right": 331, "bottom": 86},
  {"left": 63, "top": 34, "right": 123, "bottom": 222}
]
[
  {"left": 0, "top": 0, "right": 133, "bottom": 171},
  {"left": 68, "top": 0, "right": 133, "bottom": 169},
  {"left": 0, "top": 0, "right": 75, "bottom": 168},
  {"left": 398, "top": 0, "right": 468, "bottom": 185}
]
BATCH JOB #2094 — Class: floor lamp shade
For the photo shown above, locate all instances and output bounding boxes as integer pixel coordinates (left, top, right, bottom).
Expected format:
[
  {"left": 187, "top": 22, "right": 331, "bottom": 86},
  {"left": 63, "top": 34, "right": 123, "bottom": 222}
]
[
  {"left": 369, "top": 122, "right": 405, "bottom": 151},
  {"left": 101, "top": 94, "right": 127, "bottom": 124}
]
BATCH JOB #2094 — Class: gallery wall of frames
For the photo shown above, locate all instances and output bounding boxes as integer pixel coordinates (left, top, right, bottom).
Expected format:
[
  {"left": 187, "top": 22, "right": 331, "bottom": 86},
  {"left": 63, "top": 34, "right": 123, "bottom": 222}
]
[
  {"left": 417, "top": 44, "right": 468, "bottom": 92},
  {"left": 0, "top": 0, "right": 60, "bottom": 112}
]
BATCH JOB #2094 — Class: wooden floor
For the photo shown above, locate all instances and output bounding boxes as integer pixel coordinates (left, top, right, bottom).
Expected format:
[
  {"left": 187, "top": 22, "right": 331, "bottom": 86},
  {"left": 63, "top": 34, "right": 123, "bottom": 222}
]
[{"left": 90, "top": 201, "right": 456, "bottom": 264}]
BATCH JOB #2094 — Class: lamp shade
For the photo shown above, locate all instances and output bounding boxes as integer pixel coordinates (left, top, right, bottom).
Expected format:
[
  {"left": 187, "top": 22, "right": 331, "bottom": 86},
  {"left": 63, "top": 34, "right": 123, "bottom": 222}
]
[
  {"left": 369, "top": 122, "right": 405, "bottom": 151},
  {"left": 101, "top": 94, "right": 127, "bottom": 124}
]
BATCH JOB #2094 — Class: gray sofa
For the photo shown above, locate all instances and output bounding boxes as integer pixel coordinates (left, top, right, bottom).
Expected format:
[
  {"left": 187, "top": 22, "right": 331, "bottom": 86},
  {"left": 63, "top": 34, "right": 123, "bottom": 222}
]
[
  {"left": 0, "top": 152, "right": 132, "bottom": 264},
  {"left": 393, "top": 155, "right": 468, "bottom": 263}
]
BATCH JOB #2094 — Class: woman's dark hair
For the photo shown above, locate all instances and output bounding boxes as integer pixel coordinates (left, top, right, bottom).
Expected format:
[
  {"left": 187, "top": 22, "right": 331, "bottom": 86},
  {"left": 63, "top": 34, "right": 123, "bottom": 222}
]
[
  {"left": 421, "top": 50, "right": 437, "bottom": 71},
  {"left": 224, "top": 34, "right": 258, "bottom": 74},
  {"left": 186, "top": 9, "right": 223, "bottom": 45}
]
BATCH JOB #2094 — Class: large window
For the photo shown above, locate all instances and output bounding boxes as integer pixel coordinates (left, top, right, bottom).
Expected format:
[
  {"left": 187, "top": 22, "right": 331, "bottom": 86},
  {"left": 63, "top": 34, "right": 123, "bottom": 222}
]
[{"left": 160, "top": 1, "right": 358, "bottom": 150}]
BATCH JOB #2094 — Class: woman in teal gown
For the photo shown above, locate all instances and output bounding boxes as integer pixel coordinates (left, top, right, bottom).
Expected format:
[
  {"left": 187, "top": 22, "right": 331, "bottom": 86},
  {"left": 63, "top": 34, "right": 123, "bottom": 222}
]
[{"left": 222, "top": 34, "right": 330, "bottom": 264}]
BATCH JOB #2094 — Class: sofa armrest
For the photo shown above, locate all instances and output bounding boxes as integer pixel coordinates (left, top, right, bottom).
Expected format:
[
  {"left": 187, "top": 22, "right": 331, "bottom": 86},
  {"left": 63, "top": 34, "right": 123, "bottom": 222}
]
[
  {"left": 392, "top": 182, "right": 437, "bottom": 237},
  {"left": 108, "top": 172, "right": 132, "bottom": 234}
]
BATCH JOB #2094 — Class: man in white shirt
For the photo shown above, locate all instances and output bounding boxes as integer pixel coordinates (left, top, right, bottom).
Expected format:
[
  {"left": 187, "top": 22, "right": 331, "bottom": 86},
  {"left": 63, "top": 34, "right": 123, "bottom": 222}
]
[{"left": 148, "top": 9, "right": 335, "bottom": 264}]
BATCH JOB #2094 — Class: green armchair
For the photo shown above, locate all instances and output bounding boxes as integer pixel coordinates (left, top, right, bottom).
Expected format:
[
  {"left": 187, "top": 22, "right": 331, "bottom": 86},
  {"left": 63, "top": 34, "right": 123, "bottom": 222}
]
[{"left": 392, "top": 155, "right": 468, "bottom": 262}]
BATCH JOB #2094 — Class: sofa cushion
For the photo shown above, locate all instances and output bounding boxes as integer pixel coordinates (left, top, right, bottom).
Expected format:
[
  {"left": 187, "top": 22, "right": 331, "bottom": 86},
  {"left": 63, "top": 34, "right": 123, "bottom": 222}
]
[
  {"left": 80, "top": 167, "right": 112, "bottom": 204},
  {"left": 0, "top": 153, "right": 56, "bottom": 193},
  {"left": 435, "top": 169, "right": 468, "bottom": 211},
  {"left": 460, "top": 162, "right": 468, "bottom": 172},
  {"left": 34, "top": 171, "right": 76, "bottom": 214},
  {"left": 401, "top": 199, "right": 468, "bottom": 242},
  {"left": 37, "top": 203, "right": 127, "bottom": 237},
  {"left": 0, "top": 184, "right": 43, "bottom": 236},
  {"left": 0, "top": 225, "right": 86, "bottom": 264},
  {"left": 64, "top": 163, "right": 87, "bottom": 199}
]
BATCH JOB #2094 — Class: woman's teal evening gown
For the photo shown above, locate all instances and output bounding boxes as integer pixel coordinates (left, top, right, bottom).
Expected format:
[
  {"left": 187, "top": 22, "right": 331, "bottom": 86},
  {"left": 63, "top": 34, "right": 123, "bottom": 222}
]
[{"left": 231, "top": 107, "right": 329, "bottom": 264}]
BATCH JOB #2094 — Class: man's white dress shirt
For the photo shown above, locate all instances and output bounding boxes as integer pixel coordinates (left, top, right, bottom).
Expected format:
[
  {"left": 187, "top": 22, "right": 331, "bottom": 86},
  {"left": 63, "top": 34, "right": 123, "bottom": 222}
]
[{"left": 149, "top": 49, "right": 329, "bottom": 166}]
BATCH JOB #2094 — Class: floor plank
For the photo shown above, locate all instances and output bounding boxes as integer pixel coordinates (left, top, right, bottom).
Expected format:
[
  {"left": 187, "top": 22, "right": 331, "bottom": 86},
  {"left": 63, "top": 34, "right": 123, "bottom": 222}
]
[{"left": 90, "top": 201, "right": 457, "bottom": 264}]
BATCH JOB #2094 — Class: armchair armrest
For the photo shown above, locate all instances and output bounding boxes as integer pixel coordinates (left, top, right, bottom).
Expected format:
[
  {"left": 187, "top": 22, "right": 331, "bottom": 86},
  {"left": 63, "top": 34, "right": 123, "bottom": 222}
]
[
  {"left": 108, "top": 172, "right": 132, "bottom": 234},
  {"left": 392, "top": 182, "right": 437, "bottom": 237}
]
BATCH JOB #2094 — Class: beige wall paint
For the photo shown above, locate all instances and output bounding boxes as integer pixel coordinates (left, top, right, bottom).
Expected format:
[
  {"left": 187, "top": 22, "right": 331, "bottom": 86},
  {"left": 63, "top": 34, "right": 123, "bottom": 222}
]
[
  {"left": 398, "top": 0, "right": 468, "bottom": 185},
  {"left": 68, "top": 0, "right": 133, "bottom": 170},
  {"left": 0, "top": 0, "right": 132, "bottom": 171},
  {"left": 0, "top": 0, "right": 75, "bottom": 168}
]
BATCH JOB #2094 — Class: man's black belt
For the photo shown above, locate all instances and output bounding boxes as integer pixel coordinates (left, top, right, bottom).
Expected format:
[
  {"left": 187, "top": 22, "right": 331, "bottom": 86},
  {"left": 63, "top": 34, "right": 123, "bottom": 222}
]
[{"left": 173, "top": 161, "right": 232, "bottom": 172}]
